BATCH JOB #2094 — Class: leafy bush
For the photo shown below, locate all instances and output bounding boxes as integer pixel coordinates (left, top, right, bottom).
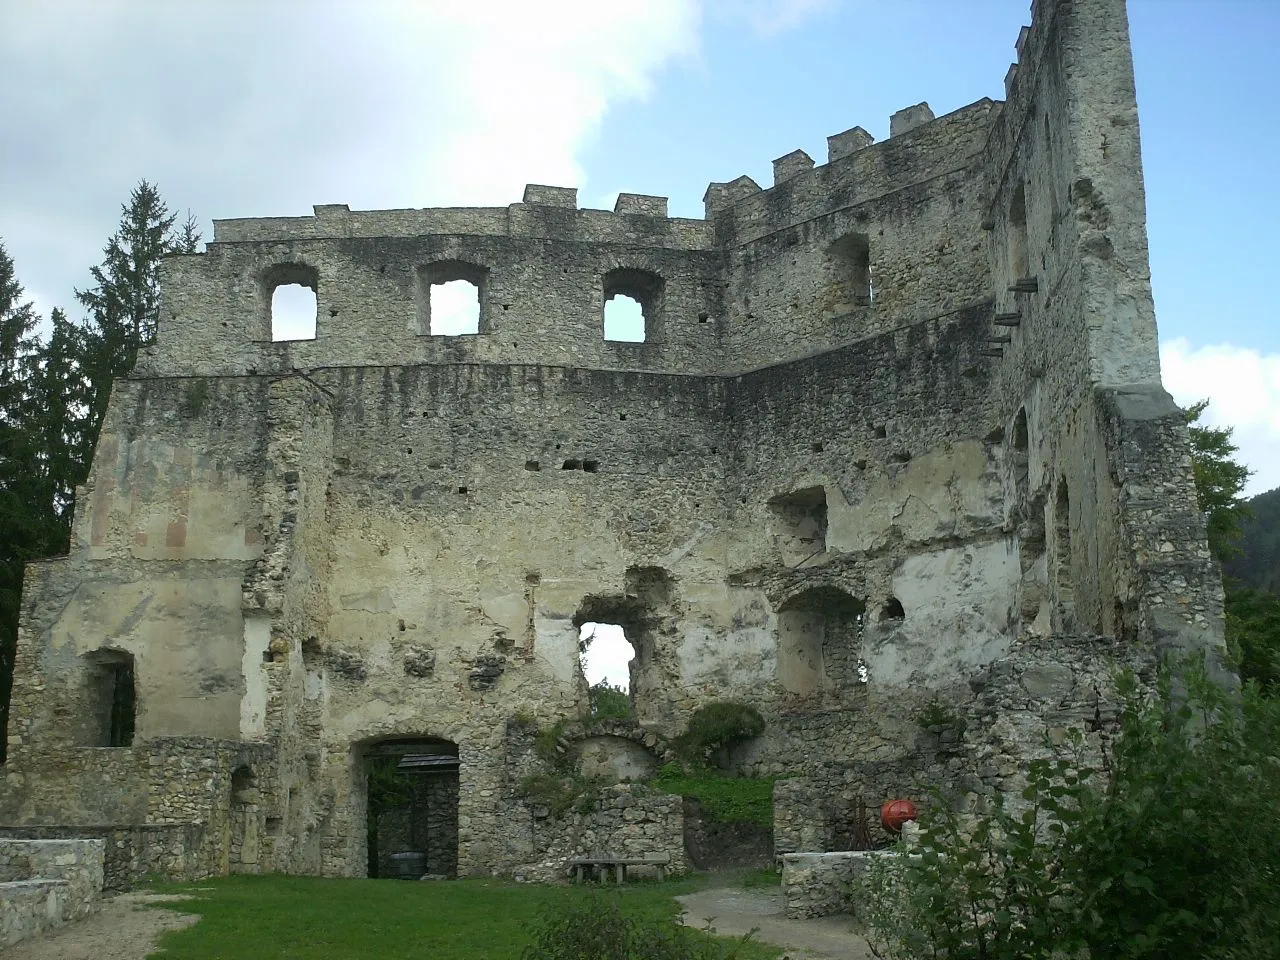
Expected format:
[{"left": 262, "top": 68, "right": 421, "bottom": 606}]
[
  {"left": 652, "top": 763, "right": 778, "bottom": 827},
  {"left": 858, "top": 665, "right": 1280, "bottom": 960},
  {"left": 521, "top": 894, "right": 756, "bottom": 960},
  {"left": 672, "top": 701, "right": 766, "bottom": 768},
  {"left": 589, "top": 681, "right": 633, "bottom": 719}
]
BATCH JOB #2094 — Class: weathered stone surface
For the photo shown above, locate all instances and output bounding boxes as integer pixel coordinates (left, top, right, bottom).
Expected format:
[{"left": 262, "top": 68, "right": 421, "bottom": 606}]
[
  {"left": 0, "top": 0, "right": 1226, "bottom": 886},
  {"left": 0, "top": 838, "right": 104, "bottom": 948}
]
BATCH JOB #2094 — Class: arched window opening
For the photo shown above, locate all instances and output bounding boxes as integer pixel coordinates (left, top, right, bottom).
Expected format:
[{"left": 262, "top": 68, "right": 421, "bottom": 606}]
[
  {"left": 573, "top": 568, "right": 671, "bottom": 721},
  {"left": 579, "top": 622, "right": 636, "bottom": 719},
  {"left": 429, "top": 279, "right": 480, "bottom": 336},
  {"left": 776, "top": 587, "right": 866, "bottom": 695},
  {"left": 1054, "top": 479, "right": 1076, "bottom": 628},
  {"left": 768, "top": 486, "right": 828, "bottom": 565},
  {"left": 603, "top": 268, "right": 663, "bottom": 343},
  {"left": 824, "top": 232, "right": 872, "bottom": 316},
  {"left": 363, "top": 738, "right": 460, "bottom": 879},
  {"left": 1009, "top": 183, "right": 1029, "bottom": 281},
  {"left": 262, "top": 263, "right": 319, "bottom": 342},
  {"left": 84, "top": 649, "right": 135, "bottom": 747},
  {"left": 415, "top": 261, "right": 488, "bottom": 337}
]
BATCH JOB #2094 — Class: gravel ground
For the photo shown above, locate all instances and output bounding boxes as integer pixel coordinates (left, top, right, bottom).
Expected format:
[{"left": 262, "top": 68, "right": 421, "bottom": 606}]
[
  {"left": 4, "top": 891, "right": 201, "bottom": 960},
  {"left": 677, "top": 884, "right": 874, "bottom": 960}
]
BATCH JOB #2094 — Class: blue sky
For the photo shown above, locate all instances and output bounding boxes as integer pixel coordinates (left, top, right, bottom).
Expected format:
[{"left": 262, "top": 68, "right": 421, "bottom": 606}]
[{"left": 1, "top": 0, "right": 1275, "bottom": 506}]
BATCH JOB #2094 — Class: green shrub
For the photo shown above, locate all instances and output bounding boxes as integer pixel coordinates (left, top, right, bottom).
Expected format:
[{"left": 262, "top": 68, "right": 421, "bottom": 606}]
[
  {"left": 673, "top": 701, "right": 766, "bottom": 768},
  {"left": 652, "top": 763, "right": 778, "bottom": 827},
  {"left": 521, "top": 894, "right": 756, "bottom": 960},
  {"left": 858, "top": 664, "right": 1280, "bottom": 960},
  {"left": 589, "top": 681, "right": 633, "bottom": 719}
]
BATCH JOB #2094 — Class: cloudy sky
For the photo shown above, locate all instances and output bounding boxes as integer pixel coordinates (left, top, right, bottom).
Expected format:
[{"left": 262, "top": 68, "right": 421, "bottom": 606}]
[{"left": 3, "top": 1, "right": 1278, "bottom": 684}]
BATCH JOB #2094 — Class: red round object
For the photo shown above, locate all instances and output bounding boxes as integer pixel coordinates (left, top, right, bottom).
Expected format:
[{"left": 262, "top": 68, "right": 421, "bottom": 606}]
[{"left": 881, "top": 799, "right": 919, "bottom": 834}]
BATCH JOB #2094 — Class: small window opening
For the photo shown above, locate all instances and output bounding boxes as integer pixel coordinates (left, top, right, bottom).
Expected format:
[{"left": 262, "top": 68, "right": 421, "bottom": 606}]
[
  {"left": 603, "top": 268, "right": 664, "bottom": 343},
  {"left": 429, "top": 279, "right": 480, "bottom": 336},
  {"left": 698, "top": 312, "right": 710, "bottom": 323},
  {"left": 579, "top": 622, "right": 636, "bottom": 704},
  {"left": 873, "top": 424, "right": 887, "bottom": 439},
  {"left": 880, "top": 597, "right": 905, "bottom": 621},
  {"left": 562, "top": 459, "right": 582, "bottom": 471},
  {"left": 824, "top": 232, "right": 872, "bottom": 316},
  {"left": 582, "top": 460, "right": 599, "bottom": 473},
  {"left": 415, "top": 260, "right": 487, "bottom": 336},
  {"left": 85, "top": 650, "right": 135, "bottom": 747},
  {"left": 265, "top": 263, "right": 319, "bottom": 342},
  {"left": 811, "top": 442, "right": 825, "bottom": 453},
  {"left": 456, "top": 485, "right": 468, "bottom": 495},
  {"left": 525, "top": 460, "right": 541, "bottom": 472},
  {"left": 1009, "top": 183, "right": 1029, "bottom": 280}
]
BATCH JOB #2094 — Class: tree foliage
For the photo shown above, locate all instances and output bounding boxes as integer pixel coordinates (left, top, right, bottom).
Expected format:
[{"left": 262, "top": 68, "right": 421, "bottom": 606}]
[
  {"left": 1183, "top": 400, "right": 1252, "bottom": 561},
  {"left": 0, "top": 182, "right": 198, "bottom": 760},
  {"left": 1225, "top": 486, "right": 1280, "bottom": 595},
  {"left": 1182, "top": 401, "right": 1279, "bottom": 692}
]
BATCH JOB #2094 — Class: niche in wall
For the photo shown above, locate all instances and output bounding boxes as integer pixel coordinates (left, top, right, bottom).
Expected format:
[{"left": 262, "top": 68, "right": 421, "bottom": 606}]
[
  {"left": 823, "top": 232, "right": 872, "bottom": 316},
  {"left": 768, "top": 486, "right": 828, "bottom": 565},
  {"left": 776, "top": 586, "right": 866, "bottom": 695}
]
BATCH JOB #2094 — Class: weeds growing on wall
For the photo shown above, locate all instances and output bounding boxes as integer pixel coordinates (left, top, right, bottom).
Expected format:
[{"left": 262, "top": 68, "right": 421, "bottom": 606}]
[
  {"left": 652, "top": 763, "right": 778, "bottom": 828},
  {"left": 518, "top": 771, "right": 606, "bottom": 818},
  {"left": 671, "top": 701, "right": 766, "bottom": 768},
  {"left": 857, "top": 664, "right": 1280, "bottom": 960}
]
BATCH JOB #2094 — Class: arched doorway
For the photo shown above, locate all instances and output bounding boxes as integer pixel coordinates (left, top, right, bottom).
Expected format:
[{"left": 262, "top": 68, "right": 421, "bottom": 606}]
[{"left": 363, "top": 738, "right": 460, "bottom": 879}]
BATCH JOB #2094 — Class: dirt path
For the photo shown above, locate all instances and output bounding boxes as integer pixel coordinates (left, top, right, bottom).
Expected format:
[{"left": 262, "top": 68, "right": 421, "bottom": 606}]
[
  {"left": 4, "top": 892, "right": 200, "bottom": 960},
  {"left": 677, "top": 885, "right": 874, "bottom": 960}
]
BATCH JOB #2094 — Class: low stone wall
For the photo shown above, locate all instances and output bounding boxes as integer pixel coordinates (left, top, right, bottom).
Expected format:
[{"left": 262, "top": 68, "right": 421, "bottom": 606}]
[
  {"left": 0, "top": 823, "right": 204, "bottom": 891},
  {"left": 770, "top": 633, "right": 1157, "bottom": 859},
  {"left": 0, "top": 838, "right": 104, "bottom": 947},
  {"left": 781, "top": 850, "right": 890, "bottom": 919},
  {"left": 521, "top": 783, "right": 687, "bottom": 882}
]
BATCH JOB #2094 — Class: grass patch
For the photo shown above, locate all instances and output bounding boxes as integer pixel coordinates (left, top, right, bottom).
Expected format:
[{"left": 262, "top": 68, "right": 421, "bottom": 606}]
[
  {"left": 150, "top": 874, "right": 782, "bottom": 960},
  {"left": 738, "top": 867, "right": 782, "bottom": 889},
  {"left": 652, "top": 764, "right": 778, "bottom": 827}
]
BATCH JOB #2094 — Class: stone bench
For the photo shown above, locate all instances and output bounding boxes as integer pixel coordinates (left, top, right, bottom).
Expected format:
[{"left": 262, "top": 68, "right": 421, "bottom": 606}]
[
  {"left": 1, "top": 879, "right": 72, "bottom": 947},
  {"left": 569, "top": 852, "right": 672, "bottom": 884},
  {"left": 0, "top": 838, "right": 105, "bottom": 948}
]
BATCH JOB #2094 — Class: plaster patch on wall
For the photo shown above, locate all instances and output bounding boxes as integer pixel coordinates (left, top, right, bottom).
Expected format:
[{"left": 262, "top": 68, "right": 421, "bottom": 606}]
[{"left": 240, "top": 616, "right": 271, "bottom": 739}]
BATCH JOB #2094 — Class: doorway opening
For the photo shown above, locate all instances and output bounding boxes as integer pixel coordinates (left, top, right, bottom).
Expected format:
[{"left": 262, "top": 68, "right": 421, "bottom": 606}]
[{"left": 364, "top": 738, "right": 459, "bottom": 879}]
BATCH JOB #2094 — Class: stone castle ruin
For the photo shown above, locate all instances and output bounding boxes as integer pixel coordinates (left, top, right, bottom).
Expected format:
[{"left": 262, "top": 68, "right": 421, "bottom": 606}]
[{"left": 0, "top": 0, "right": 1226, "bottom": 887}]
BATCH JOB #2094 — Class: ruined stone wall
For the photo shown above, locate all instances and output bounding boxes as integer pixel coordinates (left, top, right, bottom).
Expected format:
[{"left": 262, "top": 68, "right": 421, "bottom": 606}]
[
  {"left": 767, "top": 632, "right": 1156, "bottom": 857},
  {"left": 0, "top": 0, "right": 1227, "bottom": 885}
]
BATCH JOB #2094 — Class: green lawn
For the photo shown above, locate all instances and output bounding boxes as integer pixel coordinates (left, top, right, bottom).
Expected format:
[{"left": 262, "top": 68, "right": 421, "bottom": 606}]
[{"left": 149, "top": 874, "right": 782, "bottom": 960}]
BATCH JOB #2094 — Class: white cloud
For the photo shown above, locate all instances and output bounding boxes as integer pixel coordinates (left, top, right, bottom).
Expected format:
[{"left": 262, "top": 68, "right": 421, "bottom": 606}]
[
  {"left": 0, "top": 0, "right": 700, "bottom": 319},
  {"left": 1161, "top": 337, "right": 1280, "bottom": 496}
]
